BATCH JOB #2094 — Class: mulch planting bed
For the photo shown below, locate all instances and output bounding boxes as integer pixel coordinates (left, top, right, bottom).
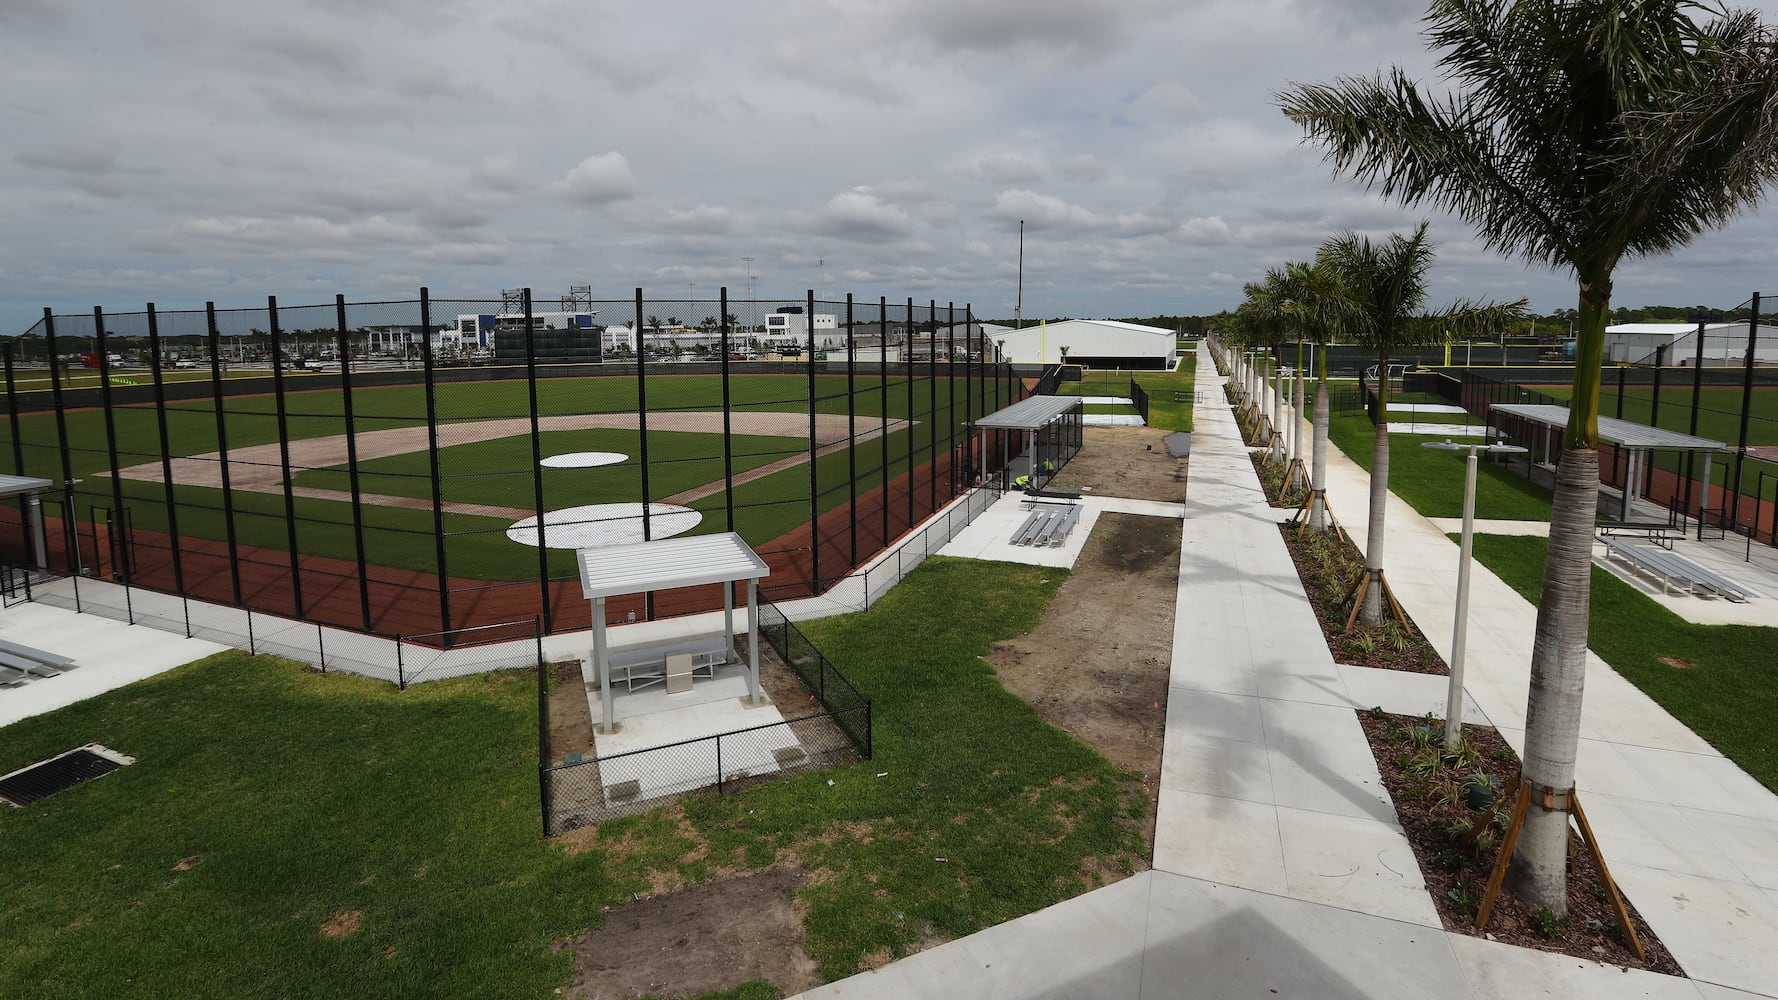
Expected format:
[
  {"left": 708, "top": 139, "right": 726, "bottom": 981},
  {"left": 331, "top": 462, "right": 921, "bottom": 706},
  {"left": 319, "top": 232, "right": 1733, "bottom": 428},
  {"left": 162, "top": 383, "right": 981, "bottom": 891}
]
[
  {"left": 1250, "top": 451, "right": 1307, "bottom": 510},
  {"left": 1358, "top": 710, "right": 1682, "bottom": 975},
  {"left": 1277, "top": 523, "right": 1449, "bottom": 675}
]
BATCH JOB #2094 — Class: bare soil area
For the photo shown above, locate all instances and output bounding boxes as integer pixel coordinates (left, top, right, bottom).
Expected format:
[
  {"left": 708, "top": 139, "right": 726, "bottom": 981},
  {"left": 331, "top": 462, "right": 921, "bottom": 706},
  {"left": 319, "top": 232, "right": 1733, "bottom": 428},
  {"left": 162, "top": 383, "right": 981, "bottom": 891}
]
[
  {"left": 985, "top": 511, "right": 1182, "bottom": 850},
  {"left": 562, "top": 867, "right": 821, "bottom": 1000},
  {"left": 1046, "top": 426, "right": 1187, "bottom": 503}
]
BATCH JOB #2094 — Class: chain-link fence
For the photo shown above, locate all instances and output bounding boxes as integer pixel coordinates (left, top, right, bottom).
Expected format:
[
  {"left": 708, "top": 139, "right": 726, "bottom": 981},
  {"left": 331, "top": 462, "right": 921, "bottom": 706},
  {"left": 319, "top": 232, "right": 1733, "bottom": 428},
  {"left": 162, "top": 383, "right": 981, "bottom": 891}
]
[
  {"left": 539, "top": 595, "right": 869, "bottom": 834},
  {"left": 1, "top": 288, "right": 1028, "bottom": 645}
]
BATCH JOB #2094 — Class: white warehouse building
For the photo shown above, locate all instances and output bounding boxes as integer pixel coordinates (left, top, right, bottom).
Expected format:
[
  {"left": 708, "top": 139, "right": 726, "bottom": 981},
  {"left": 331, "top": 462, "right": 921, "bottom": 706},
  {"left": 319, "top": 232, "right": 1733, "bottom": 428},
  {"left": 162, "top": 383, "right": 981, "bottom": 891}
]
[
  {"left": 994, "top": 320, "right": 1178, "bottom": 371},
  {"left": 1605, "top": 321, "right": 1778, "bottom": 365}
]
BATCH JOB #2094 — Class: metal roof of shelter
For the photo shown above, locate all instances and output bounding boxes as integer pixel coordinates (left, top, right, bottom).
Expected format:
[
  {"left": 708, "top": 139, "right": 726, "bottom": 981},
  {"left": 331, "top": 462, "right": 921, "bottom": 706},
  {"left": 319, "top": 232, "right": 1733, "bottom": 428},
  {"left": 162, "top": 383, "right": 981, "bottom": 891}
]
[
  {"left": 577, "top": 531, "right": 769, "bottom": 600},
  {"left": 0, "top": 475, "right": 53, "bottom": 498},
  {"left": 975, "top": 394, "right": 1083, "bottom": 431},
  {"left": 1491, "top": 403, "right": 1728, "bottom": 452}
]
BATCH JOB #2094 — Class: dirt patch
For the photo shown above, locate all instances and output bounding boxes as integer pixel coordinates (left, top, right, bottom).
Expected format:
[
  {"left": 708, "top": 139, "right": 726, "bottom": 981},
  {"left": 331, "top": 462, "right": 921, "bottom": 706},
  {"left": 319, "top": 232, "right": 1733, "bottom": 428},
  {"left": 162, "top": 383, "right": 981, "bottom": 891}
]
[
  {"left": 1357, "top": 710, "right": 1680, "bottom": 974},
  {"left": 984, "top": 512, "right": 1181, "bottom": 852},
  {"left": 1045, "top": 426, "right": 1187, "bottom": 503},
  {"left": 320, "top": 910, "right": 362, "bottom": 938},
  {"left": 1657, "top": 655, "right": 1697, "bottom": 670},
  {"left": 563, "top": 867, "right": 820, "bottom": 1000},
  {"left": 547, "top": 659, "right": 596, "bottom": 766},
  {"left": 1278, "top": 524, "right": 1450, "bottom": 675}
]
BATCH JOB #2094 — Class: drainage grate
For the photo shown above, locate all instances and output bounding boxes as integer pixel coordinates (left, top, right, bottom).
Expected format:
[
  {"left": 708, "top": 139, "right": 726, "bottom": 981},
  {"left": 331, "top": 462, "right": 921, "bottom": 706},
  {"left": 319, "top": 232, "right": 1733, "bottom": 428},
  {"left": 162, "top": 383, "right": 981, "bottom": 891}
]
[{"left": 0, "top": 745, "right": 134, "bottom": 807}]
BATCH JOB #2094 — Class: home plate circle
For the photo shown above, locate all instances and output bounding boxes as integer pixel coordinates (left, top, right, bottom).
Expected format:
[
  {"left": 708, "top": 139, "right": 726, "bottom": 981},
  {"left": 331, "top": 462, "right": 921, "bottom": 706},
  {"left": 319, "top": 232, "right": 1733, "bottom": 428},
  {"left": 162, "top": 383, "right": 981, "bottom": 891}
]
[
  {"left": 505, "top": 503, "right": 702, "bottom": 548},
  {"left": 540, "top": 451, "right": 628, "bottom": 469}
]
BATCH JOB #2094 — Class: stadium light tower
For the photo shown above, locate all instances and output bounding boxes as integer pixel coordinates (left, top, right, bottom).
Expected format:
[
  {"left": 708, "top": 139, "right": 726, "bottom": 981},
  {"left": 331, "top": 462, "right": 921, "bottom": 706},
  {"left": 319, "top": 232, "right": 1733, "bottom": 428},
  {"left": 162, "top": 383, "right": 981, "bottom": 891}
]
[{"left": 741, "top": 256, "right": 756, "bottom": 334}]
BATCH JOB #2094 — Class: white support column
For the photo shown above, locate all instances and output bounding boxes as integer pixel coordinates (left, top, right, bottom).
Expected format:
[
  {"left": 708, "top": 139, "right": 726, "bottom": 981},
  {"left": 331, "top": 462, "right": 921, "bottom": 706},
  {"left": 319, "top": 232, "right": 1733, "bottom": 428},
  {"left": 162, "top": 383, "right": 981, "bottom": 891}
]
[
  {"left": 593, "top": 596, "right": 614, "bottom": 734},
  {"left": 27, "top": 493, "right": 47, "bottom": 569},
  {"left": 746, "top": 578, "right": 762, "bottom": 705},
  {"left": 723, "top": 580, "right": 736, "bottom": 660}
]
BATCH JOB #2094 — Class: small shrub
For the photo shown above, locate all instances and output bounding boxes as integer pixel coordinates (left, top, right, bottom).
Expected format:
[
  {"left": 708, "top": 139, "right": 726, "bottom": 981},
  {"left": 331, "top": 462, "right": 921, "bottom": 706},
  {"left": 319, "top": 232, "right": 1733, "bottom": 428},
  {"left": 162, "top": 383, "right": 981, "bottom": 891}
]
[
  {"left": 1428, "top": 773, "right": 1464, "bottom": 808},
  {"left": 1406, "top": 747, "right": 1443, "bottom": 777},
  {"left": 1381, "top": 620, "right": 1414, "bottom": 653},
  {"left": 1436, "top": 848, "right": 1467, "bottom": 872},
  {"left": 1490, "top": 747, "right": 1517, "bottom": 763},
  {"left": 1368, "top": 705, "right": 1389, "bottom": 720},
  {"left": 1447, "top": 883, "right": 1477, "bottom": 915},
  {"left": 1345, "top": 629, "right": 1381, "bottom": 656},
  {"left": 1405, "top": 725, "right": 1436, "bottom": 750},
  {"left": 1532, "top": 908, "right": 1572, "bottom": 939},
  {"left": 1448, "top": 738, "right": 1483, "bottom": 770}
]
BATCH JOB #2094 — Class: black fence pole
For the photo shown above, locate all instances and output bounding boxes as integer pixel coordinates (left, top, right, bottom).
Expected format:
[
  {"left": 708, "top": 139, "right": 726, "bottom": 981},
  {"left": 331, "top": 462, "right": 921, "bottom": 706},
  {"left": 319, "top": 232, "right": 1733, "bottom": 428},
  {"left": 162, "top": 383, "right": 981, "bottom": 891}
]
[
  {"left": 906, "top": 297, "right": 915, "bottom": 535},
  {"left": 806, "top": 289, "right": 820, "bottom": 593},
  {"left": 720, "top": 287, "right": 736, "bottom": 531},
  {"left": 1686, "top": 318, "right": 1707, "bottom": 519},
  {"left": 1646, "top": 343, "right": 1667, "bottom": 500},
  {"left": 928, "top": 298, "right": 938, "bottom": 515},
  {"left": 1732, "top": 293, "right": 1761, "bottom": 530},
  {"left": 41, "top": 313, "right": 74, "bottom": 509},
  {"left": 1616, "top": 365, "right": 1626, "bottom": 420},
  {"left": 268, "top": 297, "right": 305, "bottom": 618},
  {"left": 93, "top": 309, "right": 129, "bottom": 581},
  {"left": 947, "top": 302, "right": 957, "bottom": 499},
  {"left": 206, "top": 303, "right": 244, "bottom": 606},
  {"left": 3, "top": 343, "right": 26, "bottom": 560},
  {"left": 523, "top": 289, "right": 554, "bottom": 633},
  {"left": 880, "top": 296, "right": 890, "bottom": 550},
  {"left": 537, "top": 653, "right": 552, "bottom": 836},
  {"left": 635, "top": 289, "right": 654, "bottom": 621},
  {"left": 335, "top": 295, "right": 374, "bottom": 632},
  {"left": 846, "top": 294, "right": 857, "bottom": 567},
  {"left": 420, "top": 288, "right": 452, "bottom": 638},
  {"left": 145, "top": 306, "right": 186, "bottom": 598}
]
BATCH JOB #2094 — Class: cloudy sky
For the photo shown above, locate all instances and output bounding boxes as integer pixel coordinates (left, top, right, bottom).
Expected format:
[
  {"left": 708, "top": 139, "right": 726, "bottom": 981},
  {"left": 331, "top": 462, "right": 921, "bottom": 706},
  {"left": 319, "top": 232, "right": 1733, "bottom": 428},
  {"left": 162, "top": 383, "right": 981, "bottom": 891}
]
[{"left": 7, "top": 0, "right": 1778, "bottom": 333}]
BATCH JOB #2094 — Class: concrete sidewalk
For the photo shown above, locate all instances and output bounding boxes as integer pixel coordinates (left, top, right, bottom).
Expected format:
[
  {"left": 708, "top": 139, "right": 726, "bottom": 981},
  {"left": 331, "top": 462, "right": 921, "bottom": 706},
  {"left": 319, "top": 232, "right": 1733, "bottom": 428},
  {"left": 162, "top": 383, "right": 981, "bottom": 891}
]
[{"left": 797, "top": 342, "right": 1773, "bottom": 999}]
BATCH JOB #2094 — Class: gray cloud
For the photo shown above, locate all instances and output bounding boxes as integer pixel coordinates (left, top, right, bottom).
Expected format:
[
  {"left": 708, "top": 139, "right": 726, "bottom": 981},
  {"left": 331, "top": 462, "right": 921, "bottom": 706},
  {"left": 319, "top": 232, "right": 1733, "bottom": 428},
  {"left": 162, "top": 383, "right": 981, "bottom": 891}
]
[{"left": 8, "top": 0, "right": 1778, "bottom": 331}]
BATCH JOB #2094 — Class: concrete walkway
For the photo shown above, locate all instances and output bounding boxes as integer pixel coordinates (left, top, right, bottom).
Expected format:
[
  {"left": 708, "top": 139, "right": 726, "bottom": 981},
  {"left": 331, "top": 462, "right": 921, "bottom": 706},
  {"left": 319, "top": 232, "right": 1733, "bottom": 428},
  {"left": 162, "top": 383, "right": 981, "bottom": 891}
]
[{"left": 797, "top": 342, "right": 1776, "bottom": 999}]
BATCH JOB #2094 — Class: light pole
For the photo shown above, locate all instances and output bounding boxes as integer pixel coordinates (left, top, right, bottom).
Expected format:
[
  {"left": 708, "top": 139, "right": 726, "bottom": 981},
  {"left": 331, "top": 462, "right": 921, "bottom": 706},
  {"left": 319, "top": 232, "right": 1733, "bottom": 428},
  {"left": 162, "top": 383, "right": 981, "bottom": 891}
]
[{"left": 1423, "top": 438, "right": 1528, "bottom": 752}]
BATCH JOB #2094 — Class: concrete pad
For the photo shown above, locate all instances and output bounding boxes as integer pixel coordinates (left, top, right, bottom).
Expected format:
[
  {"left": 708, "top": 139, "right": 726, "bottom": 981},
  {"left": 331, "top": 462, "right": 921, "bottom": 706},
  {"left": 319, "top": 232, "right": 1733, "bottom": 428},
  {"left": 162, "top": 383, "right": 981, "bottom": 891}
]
[
  {"left": 1140, "top": 872, "right": 1467, "bottom": 999},
  {"left": 0, "top": 602, "right": 229, "bottom": 728},
  {"left": 1275, "top": 806, "right": 1438, "bottom": 927},
  {"left": 1337, "top": 664, "right": 1493, "bottom": 725},
  {"left": 1445, "top": 933, "right": 1703, "bottom": 999},
  {"left": 1152, "top": 790, "right": 1287, "bottom": 893},
  {"left": 1165, "top": 689, "right": 1266, "bottom": 745},
  {"left": 1612, "top": 744, "right": 1778, "bottom": 822},
  {"left": 795, "top": 873, "right": 1155, "bottom": 999},
  {"left": 1158, "top": 731, "right": 1274, "bottom": 803},
  {"left": 1577, "top": 792, "right": 1749, "bottom": 883},
  {"left": 1695, "top": 983, "right": 1776, "bottom": 1000},
  {"left": 1613, "top": 864, "right": 1778, "bottom": 996},
  {"left": 1690, "top": 810, "right": 1778, "bottom": 891}
]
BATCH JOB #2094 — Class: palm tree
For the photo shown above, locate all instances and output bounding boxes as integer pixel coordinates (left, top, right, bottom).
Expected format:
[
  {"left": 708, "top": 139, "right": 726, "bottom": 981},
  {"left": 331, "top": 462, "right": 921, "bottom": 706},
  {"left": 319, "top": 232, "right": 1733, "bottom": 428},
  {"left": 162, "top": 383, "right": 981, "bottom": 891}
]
[
  {"left": 1281, "top": 0, "right": 1778, "bottom": 913},
  {"left": 1283, "top": 258, "right": 1346, "bottom": 525},
  {"left": 1315, "top": 225, "right": 1442, "bottom": 627}
]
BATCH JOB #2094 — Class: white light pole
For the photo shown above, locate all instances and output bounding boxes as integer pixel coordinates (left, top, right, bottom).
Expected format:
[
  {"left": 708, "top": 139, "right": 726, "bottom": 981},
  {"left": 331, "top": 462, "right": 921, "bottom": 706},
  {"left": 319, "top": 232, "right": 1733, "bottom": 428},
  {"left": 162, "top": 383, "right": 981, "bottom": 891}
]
[{"left": 1423, "top": 438, "right": 1528, "bottom": 752}]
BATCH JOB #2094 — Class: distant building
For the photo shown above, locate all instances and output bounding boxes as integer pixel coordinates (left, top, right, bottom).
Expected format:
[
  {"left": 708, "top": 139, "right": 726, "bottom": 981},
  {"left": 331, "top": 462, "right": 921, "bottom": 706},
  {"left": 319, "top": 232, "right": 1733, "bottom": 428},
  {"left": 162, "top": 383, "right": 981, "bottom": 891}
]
[
  {"left": 764, "top": 307, "right": 840, "bottom": 350},
  {"left": 995, "top": 320, "right": 1177, "bottom": 370},
  {"left": 1606, "top": 322, "right": 1778, "bottom": 365}
]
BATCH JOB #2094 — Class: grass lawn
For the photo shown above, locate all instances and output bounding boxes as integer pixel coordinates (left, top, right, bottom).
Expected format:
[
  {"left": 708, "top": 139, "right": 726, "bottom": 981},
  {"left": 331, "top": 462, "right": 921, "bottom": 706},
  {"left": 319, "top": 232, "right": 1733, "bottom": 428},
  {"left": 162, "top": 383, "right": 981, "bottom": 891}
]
[
  {"left": 1536, "top": 383, "right": 1778, "bottom": 448},
  {"left": 1056, "top": 370, "right": 1195, "bottom": 432},
  {"left": 0, "top": 556, "right": 1146, "bottom": 997},
  {"left": 1325, "top": 409, "right": 1553, "bottom": 521},
  {"left": 1469, "top": 534, "right": 1778, "bottom": 794}
]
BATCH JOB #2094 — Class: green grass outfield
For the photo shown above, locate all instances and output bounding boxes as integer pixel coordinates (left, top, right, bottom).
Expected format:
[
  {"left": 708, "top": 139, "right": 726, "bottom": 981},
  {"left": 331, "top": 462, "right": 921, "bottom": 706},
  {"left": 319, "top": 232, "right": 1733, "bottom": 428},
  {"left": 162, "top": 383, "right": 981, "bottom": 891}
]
[
  {"left": 0, "top": 371, "right": 1002, "bottom": 581},
  {"left": 1324, "top": 408, "right": 1554, "bottom": 522},
  {"left": 1055, "top": 369, "right": 1195, "bottom": 432},
  {"left": 0, "top": 558, "right": 1146, "bottom": 998},
  {"left": 1509, "top": 383, "right": 1778, "bottom": 502}
]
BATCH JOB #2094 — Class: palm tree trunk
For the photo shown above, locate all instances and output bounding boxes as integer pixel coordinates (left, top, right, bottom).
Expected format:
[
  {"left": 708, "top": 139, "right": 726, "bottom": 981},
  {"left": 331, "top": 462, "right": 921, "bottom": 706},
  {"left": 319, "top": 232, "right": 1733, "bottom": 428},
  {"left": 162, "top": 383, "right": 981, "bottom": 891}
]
[
  {"left": 1292, "top": 341, "right": 1305, "bottom": 481},
  {"left": 1508, "top": 285, "right": 1610, "bottom": 914},
  {"left": 1361, "top": 354, "right": 1391, "bottom": 625},
  {"left": 1310, "top": 344, "right": 1330, "bottom": 531}
]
